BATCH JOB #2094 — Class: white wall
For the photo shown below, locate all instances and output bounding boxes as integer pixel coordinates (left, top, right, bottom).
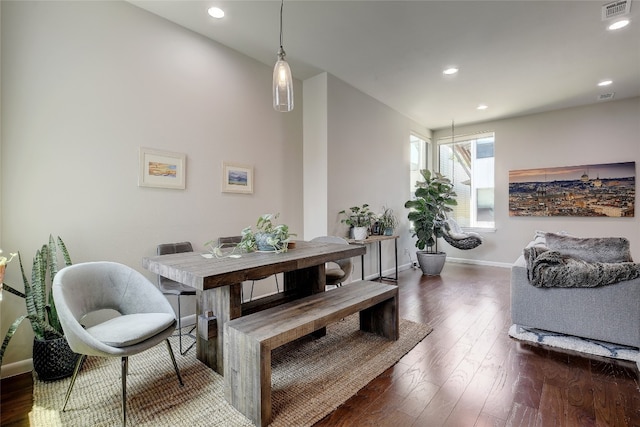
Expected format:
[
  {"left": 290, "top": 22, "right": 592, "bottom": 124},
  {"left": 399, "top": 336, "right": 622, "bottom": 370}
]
[
  {"left": 433, "top": 97, "right": 640, "bottom": 264},
  {"left": 303, "top": 73, "right": 328, "bottom": 239},
  {"left": 324, "top": 75, "right": 415, "bottom": 279},
  {"left": 0, "top": 1, "right": 303, "bottom": 375}
]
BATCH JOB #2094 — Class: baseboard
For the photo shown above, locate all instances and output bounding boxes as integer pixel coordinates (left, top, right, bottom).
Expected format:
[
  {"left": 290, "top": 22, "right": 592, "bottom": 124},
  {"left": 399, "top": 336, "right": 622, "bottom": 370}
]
[
  {"left": 446, "top": 257, "right": 511, "bottom": 269},
  {"left": 363, "top": 259, "right": 509, "bottom": 281},
  {"left": 179, "top": 313, "right": 196, "bottom": 328},
  {"left": 361, "top": 263, "right": 414, "bottom": 281},
  {"left": 0, "top": 358, "right": 33, "bottom": 379}
]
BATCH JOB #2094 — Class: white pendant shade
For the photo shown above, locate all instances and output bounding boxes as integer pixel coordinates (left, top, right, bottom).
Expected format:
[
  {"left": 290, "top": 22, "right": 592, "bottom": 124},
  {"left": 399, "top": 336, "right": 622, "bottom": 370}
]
[{"left": 273, "top": 49, "right": 294, "bottom": 112}]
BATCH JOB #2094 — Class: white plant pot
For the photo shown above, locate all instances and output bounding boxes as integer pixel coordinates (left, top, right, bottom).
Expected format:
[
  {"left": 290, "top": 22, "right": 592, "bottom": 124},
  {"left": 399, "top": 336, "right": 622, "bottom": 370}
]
[
  {"left": 352, "top": 226, "right": 368, "bottom": 240},
  {"left": 416, "top": 251, "right": 446, "bottom": 275}
]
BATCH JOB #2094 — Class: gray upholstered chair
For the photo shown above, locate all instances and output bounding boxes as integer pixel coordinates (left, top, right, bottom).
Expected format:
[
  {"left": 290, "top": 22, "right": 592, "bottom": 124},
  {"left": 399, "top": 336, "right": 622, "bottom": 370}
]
[
  {"left": 311, "top": 236, "right": 354, "bottom": 287},
  {"left": 218, "top": 236, "right": 280, "bottom": 301},
  {"left": 157, "top": 242, "right": 196, "bottom": 355},
  {"left": 52, "top": 261, "right": 183, "bottom": 427}
]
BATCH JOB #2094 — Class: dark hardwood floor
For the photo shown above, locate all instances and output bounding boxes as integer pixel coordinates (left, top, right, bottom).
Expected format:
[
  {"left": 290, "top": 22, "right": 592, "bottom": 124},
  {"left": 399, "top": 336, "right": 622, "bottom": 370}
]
[{"left": 2, "top": 263, "right": 639, "bottom": 426}]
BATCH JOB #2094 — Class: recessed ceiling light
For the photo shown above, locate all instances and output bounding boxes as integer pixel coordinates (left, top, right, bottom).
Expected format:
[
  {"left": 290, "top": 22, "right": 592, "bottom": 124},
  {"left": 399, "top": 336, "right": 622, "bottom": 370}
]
[
  {"left": 598, "top": 79, "right": 613, "bottom": 87},
  {"left": 477, "top": 104, "right": 488, "bottom": 110},
  {"left": 443, "top": 67, "right": 459, "bottom": 76},
  {"left": 208, "top": 7, "right": 225, "bottom": 19},
  {"left": 608, "top": 19, "right": 630, "bottom": 30}
]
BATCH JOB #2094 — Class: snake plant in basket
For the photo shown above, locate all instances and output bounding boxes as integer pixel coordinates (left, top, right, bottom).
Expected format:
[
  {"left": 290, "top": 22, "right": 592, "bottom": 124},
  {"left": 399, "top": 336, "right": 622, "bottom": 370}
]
[{"left": 0, "top": 235, "right": 81, "bottom": 380}]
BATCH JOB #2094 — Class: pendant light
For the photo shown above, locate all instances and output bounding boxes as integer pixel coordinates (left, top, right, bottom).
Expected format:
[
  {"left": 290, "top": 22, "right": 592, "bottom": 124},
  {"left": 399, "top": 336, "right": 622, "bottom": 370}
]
[{"left": 273, "top": 0, "right": 294, "bottom": 112}]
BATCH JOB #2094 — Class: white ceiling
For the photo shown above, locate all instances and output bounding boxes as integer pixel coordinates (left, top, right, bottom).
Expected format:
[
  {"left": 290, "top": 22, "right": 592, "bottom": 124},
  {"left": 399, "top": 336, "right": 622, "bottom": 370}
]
[{"left": 129, "top": 0, "right": 640, "bottom": 130}]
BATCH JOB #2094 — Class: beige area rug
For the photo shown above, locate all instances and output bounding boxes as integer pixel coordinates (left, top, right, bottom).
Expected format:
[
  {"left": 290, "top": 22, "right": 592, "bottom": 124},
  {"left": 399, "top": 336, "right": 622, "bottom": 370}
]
[{"left": 30, "top": 315, "right": 432, "bottom": 426}]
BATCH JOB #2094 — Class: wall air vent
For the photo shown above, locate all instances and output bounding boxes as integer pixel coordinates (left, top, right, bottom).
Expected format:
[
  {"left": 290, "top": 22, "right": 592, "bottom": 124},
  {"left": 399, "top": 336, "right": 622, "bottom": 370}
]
[
  {"left": 602, "top": 0, "right": 631, "bottom": 20},
  {"left": 598, "top": 92, "right": 616, "bottom": 101}
]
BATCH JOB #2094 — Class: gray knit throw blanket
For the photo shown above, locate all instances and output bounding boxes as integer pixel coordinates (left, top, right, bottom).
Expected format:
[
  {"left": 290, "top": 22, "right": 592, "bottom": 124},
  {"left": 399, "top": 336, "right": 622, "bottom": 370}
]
[{"left": 524, "top": 246, "right": 640, "bottom": 288}]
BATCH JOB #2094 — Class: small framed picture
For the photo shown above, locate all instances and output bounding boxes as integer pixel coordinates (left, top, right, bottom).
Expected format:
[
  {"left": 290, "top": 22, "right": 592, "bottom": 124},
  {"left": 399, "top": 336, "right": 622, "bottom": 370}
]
[
  {"left": 222, "top": 162, "right": 253, "bottom": 194},
  {"left": 138, "top": 147, "right": 186, "bottom": 189}
]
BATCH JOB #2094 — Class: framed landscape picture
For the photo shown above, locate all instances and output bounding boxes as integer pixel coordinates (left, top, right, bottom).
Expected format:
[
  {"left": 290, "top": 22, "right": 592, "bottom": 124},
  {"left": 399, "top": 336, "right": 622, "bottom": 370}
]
[
  {"left": 138, "top": 147, "right": 186, "bottom": 189},
  {"left": 222, "top": 162, "right": 254, "bottom": 194},
  {"left": 509, "top": 161, "right": 635, "bottom": 217}
]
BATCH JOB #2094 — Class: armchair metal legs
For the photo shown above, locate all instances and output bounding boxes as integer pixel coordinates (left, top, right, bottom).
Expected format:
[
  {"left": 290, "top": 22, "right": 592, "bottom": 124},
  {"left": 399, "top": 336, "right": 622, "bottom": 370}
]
[
  {"left": 176, "top": 294, "right": 196, "bottom": 355},
  {"left": 61, "top": 339, "right": 183, "bottom": 427},
  {"left": 122, "top": 357, "right": 128, "bottom": 427},
  {"left": 166, "top": 339, "right": 184, "bottom": 387},
  {"left": 62, "top": 354, "right": 86, "bottom": 412}
]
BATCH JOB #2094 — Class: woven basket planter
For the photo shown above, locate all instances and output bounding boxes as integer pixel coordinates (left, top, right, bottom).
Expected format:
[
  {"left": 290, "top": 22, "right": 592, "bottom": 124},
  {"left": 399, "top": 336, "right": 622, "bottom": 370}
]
[{"left": 33, "top": 336, "right": 81, "bottom": 381}]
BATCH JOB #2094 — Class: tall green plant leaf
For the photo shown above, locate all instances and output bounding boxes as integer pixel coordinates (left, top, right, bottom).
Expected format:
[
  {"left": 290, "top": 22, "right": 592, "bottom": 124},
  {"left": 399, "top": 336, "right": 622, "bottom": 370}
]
[
  {"left": 0, "top": 315, "right": 28, "bottom": 365},
  {"left": 1, "top": 283, "right": 26, "bottom": 299},
  {"left": 32, "top": 247, "right": 48, "bottom": 338},
  {"left": 46, "top": 235, "right": 60, "bottom": 334},
  {"left": 46, "top": 236, "right": 68, "bottom": 335},
  {"left": 48, "top": 235, "right": 58, "bottom": 280},
  {"left": 57, "top": 236, "right": 72, "bottom": 267},
  {"left": 20, "top": 252, "right": 43, "bottom": 340}
]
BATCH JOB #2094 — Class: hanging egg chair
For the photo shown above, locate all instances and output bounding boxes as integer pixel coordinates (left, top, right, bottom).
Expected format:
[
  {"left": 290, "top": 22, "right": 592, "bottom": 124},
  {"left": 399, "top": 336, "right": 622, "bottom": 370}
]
[{"left": 442, "top": 218, "right": 483, "bottom": 250}]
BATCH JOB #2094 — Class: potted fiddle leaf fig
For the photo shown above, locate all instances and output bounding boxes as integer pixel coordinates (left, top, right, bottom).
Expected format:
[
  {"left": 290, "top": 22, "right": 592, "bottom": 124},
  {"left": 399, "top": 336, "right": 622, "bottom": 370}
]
[
  {"left": 405, "top": 169, "right": 457, "bottom": 275},
  {"left": 0, "top": 235, "right": 81, "bottom": 380}
]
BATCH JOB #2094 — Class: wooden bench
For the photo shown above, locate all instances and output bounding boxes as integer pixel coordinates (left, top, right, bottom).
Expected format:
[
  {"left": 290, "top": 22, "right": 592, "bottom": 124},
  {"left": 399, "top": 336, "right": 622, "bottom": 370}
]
[{"left": 223, "top": 280, "right": 399, "bottom": 426}]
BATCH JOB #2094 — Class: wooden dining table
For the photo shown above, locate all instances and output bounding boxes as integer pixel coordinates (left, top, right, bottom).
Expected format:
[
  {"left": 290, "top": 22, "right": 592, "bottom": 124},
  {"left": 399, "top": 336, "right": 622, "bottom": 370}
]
[{"left": 142, "top": 240, "right": 366, "bottom": 374}]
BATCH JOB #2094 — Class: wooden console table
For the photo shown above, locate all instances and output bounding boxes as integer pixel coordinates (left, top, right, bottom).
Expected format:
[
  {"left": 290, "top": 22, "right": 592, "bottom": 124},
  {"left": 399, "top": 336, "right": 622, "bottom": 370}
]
[{"left": 347, "top": 234, "right": 398, "bottom": 282}]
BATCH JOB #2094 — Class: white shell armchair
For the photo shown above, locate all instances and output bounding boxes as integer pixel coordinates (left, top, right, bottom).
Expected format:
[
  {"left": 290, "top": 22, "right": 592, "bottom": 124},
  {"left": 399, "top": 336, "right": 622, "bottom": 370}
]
[{"left": 52, "top": 261, "right": 183, "bottom": 427}]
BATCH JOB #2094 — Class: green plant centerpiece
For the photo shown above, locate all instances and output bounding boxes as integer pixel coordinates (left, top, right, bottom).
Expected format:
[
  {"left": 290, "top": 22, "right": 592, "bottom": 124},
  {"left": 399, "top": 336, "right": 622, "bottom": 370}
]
[
  {"left": 405, "top": 169, "right": 457, "bottom": 275},
  {"left": 379, "top": 206, "right": 398, "bottom": 236},
  {"left": 1, "top": 235, "right": 81, "bottom": 380},
  {"left": 238, "top": 213, "right": 295, "bottom": 253},
  {"left": 339, "top": 204, "right": 374, "bottom": 240}
]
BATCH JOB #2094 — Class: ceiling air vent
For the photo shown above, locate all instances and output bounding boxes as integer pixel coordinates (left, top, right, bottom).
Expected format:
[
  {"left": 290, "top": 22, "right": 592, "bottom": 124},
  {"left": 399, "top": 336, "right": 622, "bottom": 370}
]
[
  {"left": 598, "top": 92, "right": 616, "bottom": 101},
  {"left": 602, "top": 0, "right": 631, "bottom": 20}
]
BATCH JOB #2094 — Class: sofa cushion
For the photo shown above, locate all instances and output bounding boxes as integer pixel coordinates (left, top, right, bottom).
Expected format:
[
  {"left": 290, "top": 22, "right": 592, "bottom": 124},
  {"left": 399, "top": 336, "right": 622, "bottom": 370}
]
[{"left": 544, "top": 233, "right": 633, "bottom": 263}]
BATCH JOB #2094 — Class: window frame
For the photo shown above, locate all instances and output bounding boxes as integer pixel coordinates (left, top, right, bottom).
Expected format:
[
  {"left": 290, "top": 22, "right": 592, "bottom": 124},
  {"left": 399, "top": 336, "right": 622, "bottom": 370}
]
[
  {"left": 409, "top": 132, "right": 432, "bottom": 197},
  {"left": 437, "top": 131, "right": 495, "bottom": 231}
]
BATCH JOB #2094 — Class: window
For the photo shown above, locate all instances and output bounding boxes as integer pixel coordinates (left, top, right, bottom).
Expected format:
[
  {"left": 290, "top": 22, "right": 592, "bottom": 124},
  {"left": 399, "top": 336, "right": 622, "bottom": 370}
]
[
  {"left": 438, "top": 132, "right": 495, "bottom": 229},
  {"left": 410, "top": 133, "right": 430, "bottom": 195}
]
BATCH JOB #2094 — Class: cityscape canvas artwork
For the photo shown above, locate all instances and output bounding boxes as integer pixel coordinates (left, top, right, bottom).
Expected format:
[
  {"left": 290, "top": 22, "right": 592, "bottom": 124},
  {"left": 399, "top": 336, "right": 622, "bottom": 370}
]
[{"left": 509, "top": 162, "right": 635, "bottom": 217}]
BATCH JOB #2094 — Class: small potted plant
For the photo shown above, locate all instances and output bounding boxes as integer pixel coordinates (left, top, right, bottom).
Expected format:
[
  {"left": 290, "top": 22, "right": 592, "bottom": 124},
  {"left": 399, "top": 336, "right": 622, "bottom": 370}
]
[
  {"left": 339, "top": 204, "right": 374, "bottom": 240},
  {"left": 405, "top": 169, "right": 457, "bottom": 275},
  {"left": 238, "top": 213, "right": 295, "bottom": 253},
  {"left": 379, "top": 206, "right": 398, "bottom": 236}
]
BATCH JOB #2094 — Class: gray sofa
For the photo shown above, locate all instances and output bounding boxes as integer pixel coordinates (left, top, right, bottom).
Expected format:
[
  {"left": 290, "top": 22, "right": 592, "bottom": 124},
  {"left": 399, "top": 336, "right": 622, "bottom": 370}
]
[{"left": 511, "top": 235, "right": 640, "bottom": 349}]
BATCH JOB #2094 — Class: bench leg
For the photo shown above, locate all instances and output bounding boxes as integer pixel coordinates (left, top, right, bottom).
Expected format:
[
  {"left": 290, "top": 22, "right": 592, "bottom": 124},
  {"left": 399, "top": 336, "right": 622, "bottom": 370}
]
[
  {"left": 359, "top": 294, "right": 399, "bottom": 340},
  {"left": 224, "top": 326, "right": 272, "bottom": 427}
]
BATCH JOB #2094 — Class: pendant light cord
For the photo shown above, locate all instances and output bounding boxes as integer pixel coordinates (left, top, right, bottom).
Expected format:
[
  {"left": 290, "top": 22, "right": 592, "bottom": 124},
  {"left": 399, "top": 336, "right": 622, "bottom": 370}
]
[
  {"left": 279, "top": 0, "right": 284, "bottom": 49},
  {"left": 451, "top": 120, "right": 455, "bottom": 184}
]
